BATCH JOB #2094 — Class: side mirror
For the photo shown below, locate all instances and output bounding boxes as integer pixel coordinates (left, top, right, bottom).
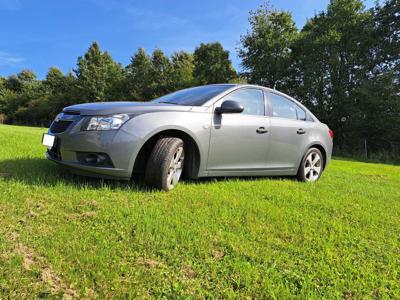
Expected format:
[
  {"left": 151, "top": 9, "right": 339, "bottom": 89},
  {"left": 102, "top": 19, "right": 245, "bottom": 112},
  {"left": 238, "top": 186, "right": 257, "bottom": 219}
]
[{"left": 216, "top": 100, "right": 244, "bottom": 114}]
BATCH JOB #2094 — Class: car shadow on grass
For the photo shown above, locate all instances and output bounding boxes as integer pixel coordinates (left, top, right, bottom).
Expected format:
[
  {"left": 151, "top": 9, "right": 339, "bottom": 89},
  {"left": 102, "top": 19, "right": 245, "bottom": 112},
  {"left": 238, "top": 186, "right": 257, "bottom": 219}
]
[
  {"left": 0, "top": 157, "right": 150, "bottom": 192},
  {"left": 0, "top": 157, "right": 295, "bottom": 191}
]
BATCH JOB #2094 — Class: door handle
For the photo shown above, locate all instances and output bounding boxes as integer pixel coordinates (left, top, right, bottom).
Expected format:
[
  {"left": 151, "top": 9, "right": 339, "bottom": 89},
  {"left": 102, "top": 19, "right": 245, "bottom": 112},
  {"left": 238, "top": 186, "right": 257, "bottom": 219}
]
[
  {"left": 297, "top": 128, "right": 306, "bottom": 135},
  {"left": 256, "top": 127, "right": 268, "bottom": 134}
]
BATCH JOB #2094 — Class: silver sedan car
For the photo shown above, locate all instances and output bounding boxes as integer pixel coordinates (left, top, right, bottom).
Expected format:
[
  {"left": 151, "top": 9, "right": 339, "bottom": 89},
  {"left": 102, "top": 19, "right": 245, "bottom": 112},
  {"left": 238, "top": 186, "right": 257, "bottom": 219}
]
[{"left": 42, "top": 84, "right": 333, "bottom": 190}]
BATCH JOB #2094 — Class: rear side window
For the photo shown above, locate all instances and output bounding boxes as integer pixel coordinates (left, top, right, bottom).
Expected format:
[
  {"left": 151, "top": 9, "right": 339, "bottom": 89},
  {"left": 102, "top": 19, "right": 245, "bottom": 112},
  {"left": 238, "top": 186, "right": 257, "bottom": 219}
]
[
  {"left": 269, "top": 93, "right": 297, "bottom": 120},
  {"left": 223, "top": 88, "right": 265, "bottom": 116}
]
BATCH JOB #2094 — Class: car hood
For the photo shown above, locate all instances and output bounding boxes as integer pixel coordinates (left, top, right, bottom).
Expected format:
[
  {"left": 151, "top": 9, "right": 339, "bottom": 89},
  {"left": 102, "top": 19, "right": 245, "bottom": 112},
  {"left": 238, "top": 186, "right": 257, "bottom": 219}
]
[{"left": 63, "top": 101, "right": 193, "bottom": 115}]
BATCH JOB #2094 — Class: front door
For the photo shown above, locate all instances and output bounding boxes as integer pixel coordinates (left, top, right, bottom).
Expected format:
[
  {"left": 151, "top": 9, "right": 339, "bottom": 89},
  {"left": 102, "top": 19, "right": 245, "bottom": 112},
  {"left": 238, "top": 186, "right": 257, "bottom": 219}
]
[{"left": 207, "top": 88, "right": 270, "bottom": 171}]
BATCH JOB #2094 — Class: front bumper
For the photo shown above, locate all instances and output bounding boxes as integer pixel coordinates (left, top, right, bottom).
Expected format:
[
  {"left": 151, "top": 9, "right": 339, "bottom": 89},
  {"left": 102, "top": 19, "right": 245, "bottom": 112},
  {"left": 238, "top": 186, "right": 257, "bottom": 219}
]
[
  {"left": 45, "top": 117, "right": 143, "bottom": 180},
  {"left": 46, "top": 151, "right": 129, "bottom": 179}
]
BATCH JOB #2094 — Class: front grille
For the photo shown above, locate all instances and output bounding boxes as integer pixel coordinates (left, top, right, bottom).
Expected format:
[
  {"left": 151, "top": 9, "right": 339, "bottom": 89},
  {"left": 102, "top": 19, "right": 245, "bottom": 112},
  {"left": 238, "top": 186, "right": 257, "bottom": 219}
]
[{"left": 49, "top": 120, "right": 72, "bottom": 133}]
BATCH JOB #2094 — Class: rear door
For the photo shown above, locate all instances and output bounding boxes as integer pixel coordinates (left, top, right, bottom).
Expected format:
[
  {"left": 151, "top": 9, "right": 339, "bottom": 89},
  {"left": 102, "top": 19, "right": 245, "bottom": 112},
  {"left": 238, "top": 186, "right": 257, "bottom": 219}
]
[
  {"left": 207, "top": 88, "right": 271, "bottom": 171},
  {"left": 266, "top": 92, "right": 311, "bottom": 169}
]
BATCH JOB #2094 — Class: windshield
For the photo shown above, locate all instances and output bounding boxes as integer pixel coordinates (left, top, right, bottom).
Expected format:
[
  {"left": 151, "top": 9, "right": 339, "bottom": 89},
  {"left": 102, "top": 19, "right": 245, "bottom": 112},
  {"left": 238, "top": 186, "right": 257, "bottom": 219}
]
[{"left": 152, "top": 85, "right": 234, "bottom": 106}]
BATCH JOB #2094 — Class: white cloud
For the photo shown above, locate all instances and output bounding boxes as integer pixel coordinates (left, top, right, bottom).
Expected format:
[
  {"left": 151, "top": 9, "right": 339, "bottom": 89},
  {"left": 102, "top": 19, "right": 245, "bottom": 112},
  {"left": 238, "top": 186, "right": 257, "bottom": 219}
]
[{"left": 0, "top": 52, "right": 24, "bottom": 66}]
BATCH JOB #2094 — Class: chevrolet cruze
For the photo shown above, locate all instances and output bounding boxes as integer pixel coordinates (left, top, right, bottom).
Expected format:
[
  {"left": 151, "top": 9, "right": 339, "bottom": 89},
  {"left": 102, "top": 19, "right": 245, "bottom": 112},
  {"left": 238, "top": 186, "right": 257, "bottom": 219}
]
[{"left": 42, "top": 84, "right": 333, "bottom": 190}]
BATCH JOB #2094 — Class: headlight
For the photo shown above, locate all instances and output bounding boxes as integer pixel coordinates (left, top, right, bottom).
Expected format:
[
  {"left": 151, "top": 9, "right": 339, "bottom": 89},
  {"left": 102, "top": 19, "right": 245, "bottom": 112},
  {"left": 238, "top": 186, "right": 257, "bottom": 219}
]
[{"left": 81, "top": 114, "right": 130, "bottom": 131}]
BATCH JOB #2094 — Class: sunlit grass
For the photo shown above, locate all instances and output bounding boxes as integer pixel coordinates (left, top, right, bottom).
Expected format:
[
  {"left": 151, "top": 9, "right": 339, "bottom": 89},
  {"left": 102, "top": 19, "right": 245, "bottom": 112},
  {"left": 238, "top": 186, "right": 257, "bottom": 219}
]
[{"left": 0, "top": 124, "right": 399, "bottom": 299}]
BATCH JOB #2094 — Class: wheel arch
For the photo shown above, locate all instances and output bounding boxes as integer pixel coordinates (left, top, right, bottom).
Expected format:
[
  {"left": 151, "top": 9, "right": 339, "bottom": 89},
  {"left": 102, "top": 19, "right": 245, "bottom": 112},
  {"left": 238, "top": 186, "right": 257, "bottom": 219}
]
[{"left": 132, "top": 128, "right": 202, "bottom": 179}]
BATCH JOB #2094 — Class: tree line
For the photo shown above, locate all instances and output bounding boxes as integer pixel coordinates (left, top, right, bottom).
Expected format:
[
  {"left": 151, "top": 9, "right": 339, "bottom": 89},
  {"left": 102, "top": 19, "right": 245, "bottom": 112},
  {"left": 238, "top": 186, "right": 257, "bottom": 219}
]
[
  {"left": 0, "top": 42, "right": 240, "bottom": 126},
  {"left": 0, "top": 0, "right": 399, "bottom": 160}
]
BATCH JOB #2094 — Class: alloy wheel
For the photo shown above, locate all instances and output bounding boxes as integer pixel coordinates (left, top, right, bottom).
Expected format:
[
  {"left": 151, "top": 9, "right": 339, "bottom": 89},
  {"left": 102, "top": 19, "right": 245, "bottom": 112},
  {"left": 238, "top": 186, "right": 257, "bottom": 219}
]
[
  {"left": 304, "top": 151, "right": 322, "bottom": 182},
  {"left": 166, "top": 146, "right": 184, "bottom": 190}
]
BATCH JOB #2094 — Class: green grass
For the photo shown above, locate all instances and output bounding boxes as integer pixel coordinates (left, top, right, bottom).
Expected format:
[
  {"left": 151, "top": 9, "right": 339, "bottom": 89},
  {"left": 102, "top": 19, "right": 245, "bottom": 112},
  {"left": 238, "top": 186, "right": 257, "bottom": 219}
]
[{"left": 0, "top": 124, "right": 399, "bottom": 299}]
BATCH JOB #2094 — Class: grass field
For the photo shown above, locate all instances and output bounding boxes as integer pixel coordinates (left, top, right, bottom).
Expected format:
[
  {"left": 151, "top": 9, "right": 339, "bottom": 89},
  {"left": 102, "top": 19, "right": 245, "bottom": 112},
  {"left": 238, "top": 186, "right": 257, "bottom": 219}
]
[{"left": 0, "top": 124, "right": 399, "bottom": 299}]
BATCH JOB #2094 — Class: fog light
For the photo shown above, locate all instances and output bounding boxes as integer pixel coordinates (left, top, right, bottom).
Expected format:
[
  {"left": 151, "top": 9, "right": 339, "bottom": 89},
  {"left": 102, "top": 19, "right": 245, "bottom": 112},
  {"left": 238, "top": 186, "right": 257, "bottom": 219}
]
[
  {"left": 76, "top": 152, "right": 114, "bottom": 167},
  {"left": 85, "top": 154, "right": 99, "bottom": 164}
]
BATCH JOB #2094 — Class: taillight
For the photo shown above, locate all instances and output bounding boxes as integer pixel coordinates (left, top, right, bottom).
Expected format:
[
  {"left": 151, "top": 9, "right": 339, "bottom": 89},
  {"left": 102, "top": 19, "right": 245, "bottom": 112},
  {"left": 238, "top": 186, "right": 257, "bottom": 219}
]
[{"left": 329, "top": 129, "right": 334, "bottom": 139}]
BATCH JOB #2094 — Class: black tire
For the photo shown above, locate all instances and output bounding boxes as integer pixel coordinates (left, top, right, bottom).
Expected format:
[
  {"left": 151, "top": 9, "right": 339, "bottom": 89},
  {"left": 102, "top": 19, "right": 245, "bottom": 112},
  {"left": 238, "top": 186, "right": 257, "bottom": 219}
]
[
  {"left": 145, "top": 137, "right": 184, "bottom": 191},
  {"left": 297, "top": 147, "right": 324, "bottom": 182}
]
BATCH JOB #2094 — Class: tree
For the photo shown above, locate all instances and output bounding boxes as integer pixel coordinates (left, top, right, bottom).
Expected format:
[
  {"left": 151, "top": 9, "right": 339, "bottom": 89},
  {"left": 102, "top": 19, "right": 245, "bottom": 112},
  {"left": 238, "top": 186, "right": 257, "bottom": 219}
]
[
  {"left": 148, "top": 49, "right": 173, "bottom": 98},
  {"left": 193, "top": 42, "right": 237, "bottom": 84},
  {"left": 43, "top": 67, "right": 77, "bottom": 115},
  {"left": 4, "top": 69, "right": 38, "bottom": 94},
  {"left": 0, "top": 76, "right": 5, "bottom": 94},
  {"left": 355, "top": 0, "right": 400, "bottom": 156},
  {"left": 0, "top": 70, "right": 46, "bottom": 125},
  {"left": 238, "top": 3, "right": 298, "bottom": 89},
  {"left": 74, "top": 42, "right": 125, "bottom": 102},
  {"left": 44, "top": 67, "right": 66, "bottom": 93},
  {"left": 125, "top": 48, "right": 152, "bottom": 100},
  {"left": 238, "top": 0, "right": 399, "bottom": 157},
  {"left": 0, "top": 76, "right": 14, "bottom": 123},
  {"left": 353, "top": 72, "right": 400, "bottom": 154},
  {"left": 372, "top": 0, "right": 400, "bottom": 75},
  {"left": 170, "top": 51, "right": 194, "bottom": 90},
  {"left": 290, "top": 0, "right": 374, "bottom": 151}
]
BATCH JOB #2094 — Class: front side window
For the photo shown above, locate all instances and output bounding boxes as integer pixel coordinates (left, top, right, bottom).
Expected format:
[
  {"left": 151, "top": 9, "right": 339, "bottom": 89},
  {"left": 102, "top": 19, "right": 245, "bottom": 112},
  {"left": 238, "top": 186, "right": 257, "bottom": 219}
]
[
  {"left": 223, "top": 88, "right": 265, "bottom": 116},
  {"left": 269, "top": 93, "right": 297, "bottom": 120}
]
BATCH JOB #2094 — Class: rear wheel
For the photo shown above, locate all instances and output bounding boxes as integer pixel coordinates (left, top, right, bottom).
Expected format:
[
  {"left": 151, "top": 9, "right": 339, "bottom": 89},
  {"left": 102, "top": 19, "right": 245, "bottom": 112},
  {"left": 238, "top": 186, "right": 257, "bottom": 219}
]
[
  {"left": 297, "top": 148, "right": 324, "bottom": 182},
  {"left": 145, "top": 137, "right": 185, "bottom": 191}
]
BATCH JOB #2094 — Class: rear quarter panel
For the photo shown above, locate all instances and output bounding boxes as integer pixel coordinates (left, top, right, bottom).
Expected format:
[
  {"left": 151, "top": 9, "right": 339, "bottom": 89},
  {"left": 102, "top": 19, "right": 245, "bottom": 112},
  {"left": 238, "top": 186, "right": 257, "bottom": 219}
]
[{"left": 304, "top": 122, "right": 333, "bottom": 167}]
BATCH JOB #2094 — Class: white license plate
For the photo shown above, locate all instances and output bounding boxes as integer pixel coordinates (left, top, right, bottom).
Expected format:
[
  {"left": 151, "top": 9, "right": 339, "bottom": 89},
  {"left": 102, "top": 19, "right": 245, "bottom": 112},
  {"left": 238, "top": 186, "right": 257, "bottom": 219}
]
[{"left": 42, "top": 134, "right": 55, "bottom": 148}]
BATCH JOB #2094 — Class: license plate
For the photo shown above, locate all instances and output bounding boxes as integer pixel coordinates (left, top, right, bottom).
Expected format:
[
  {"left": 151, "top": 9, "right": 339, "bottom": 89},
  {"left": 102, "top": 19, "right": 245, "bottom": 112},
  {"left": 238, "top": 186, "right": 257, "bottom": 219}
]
[{"left": 42, "top": 134, "right": 55, "bottom": 148}]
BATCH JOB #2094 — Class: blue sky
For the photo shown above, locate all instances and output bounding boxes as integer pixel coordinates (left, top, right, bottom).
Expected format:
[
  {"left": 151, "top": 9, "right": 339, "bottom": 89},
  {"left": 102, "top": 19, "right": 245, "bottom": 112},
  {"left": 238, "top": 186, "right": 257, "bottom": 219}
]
[{"left": 0, "top": 0, "right": 375, "bottom": 78}]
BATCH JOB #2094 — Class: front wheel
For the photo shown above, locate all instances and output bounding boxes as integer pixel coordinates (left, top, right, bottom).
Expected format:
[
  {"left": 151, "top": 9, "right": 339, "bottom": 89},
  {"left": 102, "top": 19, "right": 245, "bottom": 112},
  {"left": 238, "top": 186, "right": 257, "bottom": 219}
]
[
  {"left": 297, "top": 148, "right": 324, "bottom": 182},
  {"left": 145, "top": 137, "right": 185, "bottom": 191}
]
